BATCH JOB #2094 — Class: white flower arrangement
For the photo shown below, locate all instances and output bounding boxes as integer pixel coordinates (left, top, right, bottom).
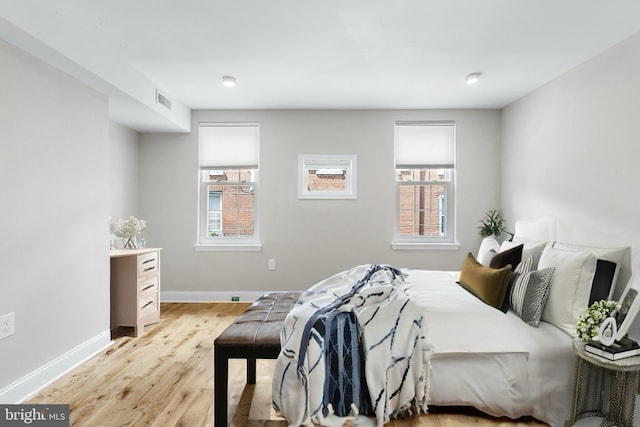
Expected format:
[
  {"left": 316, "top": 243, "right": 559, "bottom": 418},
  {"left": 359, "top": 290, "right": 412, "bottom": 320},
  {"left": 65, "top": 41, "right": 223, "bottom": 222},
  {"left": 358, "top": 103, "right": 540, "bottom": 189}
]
[
  {"left": 110, "top": 216, "right": 146, "bottom": 248},
  {"left": 576, "top": 300, "right": 618, "bottom": 342}
]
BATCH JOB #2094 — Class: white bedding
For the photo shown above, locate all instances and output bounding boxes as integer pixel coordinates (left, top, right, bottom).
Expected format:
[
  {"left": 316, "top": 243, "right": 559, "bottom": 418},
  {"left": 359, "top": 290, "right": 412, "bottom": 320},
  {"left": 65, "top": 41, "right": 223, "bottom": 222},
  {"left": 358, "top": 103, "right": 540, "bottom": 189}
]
[{"left": 402, "top": 269, "right": 574, "bottom": 427}]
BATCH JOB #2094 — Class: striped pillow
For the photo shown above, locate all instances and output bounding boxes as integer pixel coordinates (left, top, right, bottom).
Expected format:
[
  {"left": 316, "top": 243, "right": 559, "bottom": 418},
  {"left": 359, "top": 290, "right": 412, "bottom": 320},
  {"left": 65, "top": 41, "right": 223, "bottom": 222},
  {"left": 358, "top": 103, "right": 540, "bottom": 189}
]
[{"left": 510, "top": 257, "right": 555, "bottom": 327}]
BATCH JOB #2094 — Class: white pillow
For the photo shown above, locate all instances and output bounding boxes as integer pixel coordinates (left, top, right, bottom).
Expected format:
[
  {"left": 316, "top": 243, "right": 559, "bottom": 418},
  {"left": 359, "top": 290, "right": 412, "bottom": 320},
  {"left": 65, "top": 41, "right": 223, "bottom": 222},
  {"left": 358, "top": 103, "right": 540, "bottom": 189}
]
[
  {"left": 539, "top": 244, "right": 597, "bottom": 336},
  {"left": 477, "top": 236, "right": 501, "bottom": 266},
  {"left": 501, "top": 240, "right": 547, "bottom": 270},
  {"left": 552, "top": 242, "right": 629, "bottom": 300}
]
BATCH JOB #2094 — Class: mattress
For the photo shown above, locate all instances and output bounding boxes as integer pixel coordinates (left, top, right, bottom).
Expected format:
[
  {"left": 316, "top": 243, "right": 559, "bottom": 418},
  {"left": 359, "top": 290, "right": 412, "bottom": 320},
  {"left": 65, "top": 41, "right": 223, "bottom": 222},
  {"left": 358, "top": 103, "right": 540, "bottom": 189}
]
[{"left": 402, "top": 269, "right": 574, "bottom": 427}]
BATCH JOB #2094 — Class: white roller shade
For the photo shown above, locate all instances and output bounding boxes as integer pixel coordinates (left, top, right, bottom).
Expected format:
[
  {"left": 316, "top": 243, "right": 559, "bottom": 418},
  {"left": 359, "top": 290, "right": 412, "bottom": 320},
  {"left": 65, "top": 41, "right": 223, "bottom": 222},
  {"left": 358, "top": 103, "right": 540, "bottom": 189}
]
[
  {"left": 395, "top": 122, "right": 455, "bottom": 168},
  {"left": 199, "top": 123, "right": 259, "bottom": 169}
]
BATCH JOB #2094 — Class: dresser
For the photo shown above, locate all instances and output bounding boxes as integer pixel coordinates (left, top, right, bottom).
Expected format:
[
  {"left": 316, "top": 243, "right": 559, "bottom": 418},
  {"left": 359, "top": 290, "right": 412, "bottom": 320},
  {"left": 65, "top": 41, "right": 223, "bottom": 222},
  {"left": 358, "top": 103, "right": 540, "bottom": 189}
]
[{"left": 110, "top": 248, "right": 162, "bottom": 337}]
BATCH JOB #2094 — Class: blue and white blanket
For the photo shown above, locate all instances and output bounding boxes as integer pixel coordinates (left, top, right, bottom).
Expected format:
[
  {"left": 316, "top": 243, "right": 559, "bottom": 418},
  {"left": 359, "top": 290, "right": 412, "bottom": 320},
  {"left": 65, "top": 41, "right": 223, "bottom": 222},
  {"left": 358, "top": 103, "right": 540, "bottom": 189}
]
[{"left": 272, "top": 264, "right": 431, "bottom": 426}]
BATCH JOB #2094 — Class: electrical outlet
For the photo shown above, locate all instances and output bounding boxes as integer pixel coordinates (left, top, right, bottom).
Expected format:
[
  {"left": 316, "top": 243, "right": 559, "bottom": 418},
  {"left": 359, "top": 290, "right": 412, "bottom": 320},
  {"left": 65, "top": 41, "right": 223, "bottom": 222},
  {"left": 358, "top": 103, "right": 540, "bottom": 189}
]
[
  {"left": 268, "top": 258, "right": 276, "bottom": 271},
  {"left": 0, "top": 312, "right": 15, "bottom": 340}
]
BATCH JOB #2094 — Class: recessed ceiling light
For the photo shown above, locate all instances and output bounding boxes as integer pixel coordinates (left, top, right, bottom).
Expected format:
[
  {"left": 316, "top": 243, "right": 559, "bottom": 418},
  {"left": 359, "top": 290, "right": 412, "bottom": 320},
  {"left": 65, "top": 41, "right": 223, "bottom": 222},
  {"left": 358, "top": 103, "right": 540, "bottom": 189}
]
[
  {"left": 222, "top": 76, "right": 237, "bottom": 87},
  {"left": 465, "top": 72, "right": 482, "bottom": 85}
]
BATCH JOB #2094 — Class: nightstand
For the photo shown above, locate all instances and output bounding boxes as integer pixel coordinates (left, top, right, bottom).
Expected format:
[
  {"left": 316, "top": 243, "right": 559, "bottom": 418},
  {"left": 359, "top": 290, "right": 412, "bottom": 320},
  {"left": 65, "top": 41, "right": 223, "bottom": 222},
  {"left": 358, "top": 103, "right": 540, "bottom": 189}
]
[{"left": 566, "top": 338, "right": 640, "bottom": 427}]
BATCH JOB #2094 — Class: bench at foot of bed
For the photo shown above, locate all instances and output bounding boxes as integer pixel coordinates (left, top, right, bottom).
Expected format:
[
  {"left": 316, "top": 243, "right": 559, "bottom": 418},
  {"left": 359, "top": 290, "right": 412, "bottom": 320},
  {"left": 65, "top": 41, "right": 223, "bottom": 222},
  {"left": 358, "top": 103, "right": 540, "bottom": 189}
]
[{"left": 213, "top": 291, "right": 301, "bottom": 427}]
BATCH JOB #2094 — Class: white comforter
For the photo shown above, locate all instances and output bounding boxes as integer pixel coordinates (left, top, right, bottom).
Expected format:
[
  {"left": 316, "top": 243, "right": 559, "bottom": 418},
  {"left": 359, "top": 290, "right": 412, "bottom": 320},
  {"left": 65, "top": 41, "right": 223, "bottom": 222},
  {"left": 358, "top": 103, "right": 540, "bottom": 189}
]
[{"left": 402, "top": 269, "right": 574, "bottom": 427}]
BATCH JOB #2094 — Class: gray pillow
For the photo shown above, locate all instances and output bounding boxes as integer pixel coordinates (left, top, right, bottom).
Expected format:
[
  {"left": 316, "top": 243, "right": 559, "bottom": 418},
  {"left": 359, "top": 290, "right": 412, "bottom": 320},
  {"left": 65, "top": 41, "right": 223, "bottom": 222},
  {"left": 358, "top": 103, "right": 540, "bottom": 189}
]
[{"left": 510, "top": 259, "right": 555, "bottom": 327}]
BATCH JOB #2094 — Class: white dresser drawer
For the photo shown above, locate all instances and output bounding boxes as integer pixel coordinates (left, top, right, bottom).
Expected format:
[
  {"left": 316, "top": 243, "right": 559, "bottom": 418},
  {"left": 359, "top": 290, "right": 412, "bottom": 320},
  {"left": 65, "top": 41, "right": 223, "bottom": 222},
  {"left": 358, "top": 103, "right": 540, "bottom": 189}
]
[
  {"left": 139, "top": 293, "right": 158, "bottom": 316},
  {"left": 137, "top": 251, "right": 159, "bottom": 278},
  {"left": 138, "top": 276, "right": 158, "bottom": 298}
]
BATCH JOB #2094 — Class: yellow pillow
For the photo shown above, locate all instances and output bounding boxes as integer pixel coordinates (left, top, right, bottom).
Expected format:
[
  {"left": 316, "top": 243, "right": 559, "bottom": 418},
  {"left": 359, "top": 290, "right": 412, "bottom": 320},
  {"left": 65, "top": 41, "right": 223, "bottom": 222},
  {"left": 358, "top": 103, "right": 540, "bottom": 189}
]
[{"left": 458, "top": 253, "right": 512, "bottom": 309}]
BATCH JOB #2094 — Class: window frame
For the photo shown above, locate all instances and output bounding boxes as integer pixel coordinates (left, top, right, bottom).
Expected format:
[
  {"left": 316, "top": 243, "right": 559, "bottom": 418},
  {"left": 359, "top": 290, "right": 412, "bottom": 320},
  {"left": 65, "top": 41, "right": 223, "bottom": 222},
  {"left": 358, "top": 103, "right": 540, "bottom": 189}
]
[
  {"left": 195, "top": 123, "right": 261, "bottom": 252},
  {"left": 196, "top": 168, "right": 261, "bottom": 251},
  {"left": 392, "top": 121, "right": 458, "bottom": 249},
  {"left": 394, "top": 168, "right": 455, "bottom": 244},
  {"left": 298, "top": 154, "right": 357, "bottom": 199}
]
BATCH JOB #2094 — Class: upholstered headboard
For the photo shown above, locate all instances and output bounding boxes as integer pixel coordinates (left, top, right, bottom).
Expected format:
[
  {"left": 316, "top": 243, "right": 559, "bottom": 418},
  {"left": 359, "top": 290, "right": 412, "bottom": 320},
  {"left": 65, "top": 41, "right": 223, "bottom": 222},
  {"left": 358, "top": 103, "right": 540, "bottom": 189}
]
[{"left": 514, "top": 217, "right": 557, "bottom": 242}]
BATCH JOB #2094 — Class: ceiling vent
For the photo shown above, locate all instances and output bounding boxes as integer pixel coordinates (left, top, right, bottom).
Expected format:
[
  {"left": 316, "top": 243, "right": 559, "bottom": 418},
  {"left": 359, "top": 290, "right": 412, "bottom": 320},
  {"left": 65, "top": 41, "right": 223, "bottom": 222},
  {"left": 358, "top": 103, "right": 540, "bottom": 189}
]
[{"left": 156, "top": 90, "right": 172, "bottom": 110}]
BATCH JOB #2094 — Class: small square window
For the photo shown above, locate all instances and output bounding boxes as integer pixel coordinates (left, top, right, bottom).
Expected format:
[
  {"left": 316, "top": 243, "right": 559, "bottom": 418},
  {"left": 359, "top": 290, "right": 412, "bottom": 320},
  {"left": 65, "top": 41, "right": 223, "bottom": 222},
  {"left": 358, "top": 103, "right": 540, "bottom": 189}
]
[{"left": 298, "top": 154, "right": 357, "bottom": 199}]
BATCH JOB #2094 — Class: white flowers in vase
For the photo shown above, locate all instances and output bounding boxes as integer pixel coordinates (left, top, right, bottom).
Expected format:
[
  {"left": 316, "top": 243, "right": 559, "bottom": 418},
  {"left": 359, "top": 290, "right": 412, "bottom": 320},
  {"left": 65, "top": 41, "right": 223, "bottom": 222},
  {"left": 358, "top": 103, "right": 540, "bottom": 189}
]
[
  {"left": 576, "top": 300, "right": 618, "bottom": 342},
  {"left": 110, "top": 216, "right": 147, "bottom": 248}
]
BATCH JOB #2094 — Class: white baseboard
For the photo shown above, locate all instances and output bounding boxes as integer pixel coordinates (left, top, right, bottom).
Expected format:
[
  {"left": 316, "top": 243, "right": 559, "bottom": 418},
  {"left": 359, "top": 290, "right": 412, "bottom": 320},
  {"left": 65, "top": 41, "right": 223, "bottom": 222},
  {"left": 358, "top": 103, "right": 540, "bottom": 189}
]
[
  {"left": 160, "top": 290, "right": 266, "bottom": 302},
  {"left": 0, "top": 330, "right": 112, "bottom": 404}
]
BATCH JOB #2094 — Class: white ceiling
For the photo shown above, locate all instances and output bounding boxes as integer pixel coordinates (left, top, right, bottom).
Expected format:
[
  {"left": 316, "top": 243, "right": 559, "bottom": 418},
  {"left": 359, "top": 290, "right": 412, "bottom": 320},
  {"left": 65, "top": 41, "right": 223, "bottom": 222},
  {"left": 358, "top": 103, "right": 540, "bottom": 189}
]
[{"left": 1, "top": 1, "right": 640, "bottom": 132}]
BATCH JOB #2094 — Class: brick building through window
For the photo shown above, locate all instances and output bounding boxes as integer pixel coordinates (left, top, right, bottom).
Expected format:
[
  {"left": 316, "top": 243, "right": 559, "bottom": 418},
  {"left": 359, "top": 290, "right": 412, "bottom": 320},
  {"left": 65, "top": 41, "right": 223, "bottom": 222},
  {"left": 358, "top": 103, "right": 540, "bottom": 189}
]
[
  {"left": 206, "top": 169, "right": 255, "bottom": 237},
  {"left": 304, "top": 168, "right": 347, "bottom": 192},
  {"left": 397, "top": 168, "right": 447, "bottom": 237}
]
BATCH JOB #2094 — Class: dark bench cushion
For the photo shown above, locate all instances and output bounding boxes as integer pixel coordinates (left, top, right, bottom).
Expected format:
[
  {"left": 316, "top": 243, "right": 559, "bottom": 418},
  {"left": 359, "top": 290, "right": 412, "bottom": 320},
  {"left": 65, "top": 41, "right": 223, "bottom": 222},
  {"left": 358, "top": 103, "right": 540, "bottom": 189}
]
[{"left": 214, "top": 291, "right": 301, "bottom": 349}]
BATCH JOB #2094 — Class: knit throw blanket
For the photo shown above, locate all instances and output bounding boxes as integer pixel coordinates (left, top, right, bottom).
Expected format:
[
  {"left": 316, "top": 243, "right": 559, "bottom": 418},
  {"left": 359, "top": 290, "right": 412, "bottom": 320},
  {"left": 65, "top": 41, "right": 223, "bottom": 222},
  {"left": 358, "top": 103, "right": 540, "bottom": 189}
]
[{"left": 272, "top": 264, "right": 431, "bottom": 426}]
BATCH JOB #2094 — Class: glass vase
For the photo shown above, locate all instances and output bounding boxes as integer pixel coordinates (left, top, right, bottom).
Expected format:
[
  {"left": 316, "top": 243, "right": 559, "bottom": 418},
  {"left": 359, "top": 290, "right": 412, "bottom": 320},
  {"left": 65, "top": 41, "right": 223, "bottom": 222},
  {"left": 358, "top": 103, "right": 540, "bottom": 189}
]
[{"left": 123, "top": 237, "right": 137, "bottom": 249}]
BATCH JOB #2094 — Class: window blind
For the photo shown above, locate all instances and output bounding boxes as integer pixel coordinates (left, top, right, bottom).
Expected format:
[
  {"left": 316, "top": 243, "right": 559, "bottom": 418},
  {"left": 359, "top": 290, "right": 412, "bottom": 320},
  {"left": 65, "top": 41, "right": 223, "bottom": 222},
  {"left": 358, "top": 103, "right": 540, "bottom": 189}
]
[
  {"left": 199, "top": 123, "right": 259, "bottom": 169},
  {"left": 395, "top": 122, "right": 455, "bottom": 168}
]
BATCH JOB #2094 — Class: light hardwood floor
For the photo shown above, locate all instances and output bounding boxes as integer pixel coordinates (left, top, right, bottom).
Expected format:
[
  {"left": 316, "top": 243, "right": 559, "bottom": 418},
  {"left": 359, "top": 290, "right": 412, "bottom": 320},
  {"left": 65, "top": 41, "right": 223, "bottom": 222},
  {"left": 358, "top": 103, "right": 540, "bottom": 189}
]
[{"left": 26, "top": 303, "right": 548, "bottom": 426}]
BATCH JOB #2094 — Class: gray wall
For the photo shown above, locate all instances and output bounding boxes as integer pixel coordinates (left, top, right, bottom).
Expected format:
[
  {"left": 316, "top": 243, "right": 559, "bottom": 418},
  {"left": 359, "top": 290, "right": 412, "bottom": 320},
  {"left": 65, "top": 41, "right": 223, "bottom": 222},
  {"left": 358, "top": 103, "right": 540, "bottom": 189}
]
[
  {"left": 502, "top": 31, "right": 640, "bottom": 292},
  {"left": 140, "top": 109, "right": 502, "bottom": 295},
  {"left": 109, "top": 122, "right": 140, "bottom": 221},
  {"left": 501, "top": 34, "right": 640, "bottom": 419},
  {"left": 0, "top": 39, "right": 110, "bottom": 395}
]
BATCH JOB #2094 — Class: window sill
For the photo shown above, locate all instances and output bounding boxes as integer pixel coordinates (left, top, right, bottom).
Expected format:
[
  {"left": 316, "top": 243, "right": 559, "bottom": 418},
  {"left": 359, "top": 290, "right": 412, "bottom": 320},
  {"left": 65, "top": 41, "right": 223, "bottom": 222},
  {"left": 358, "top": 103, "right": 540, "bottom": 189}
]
[
  {"left": 391, "top": 242, "right": 460, "bottom": 251},
  {"left": 194, "top": 243, "right": 263, "bottom": 252}
]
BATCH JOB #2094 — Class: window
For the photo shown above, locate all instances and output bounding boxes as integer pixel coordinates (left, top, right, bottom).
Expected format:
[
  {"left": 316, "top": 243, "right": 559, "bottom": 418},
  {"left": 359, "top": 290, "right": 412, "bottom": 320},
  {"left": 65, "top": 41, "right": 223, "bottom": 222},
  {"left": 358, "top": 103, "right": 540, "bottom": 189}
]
[
  {"left": 394, "top": 121, "right": 456, "bottom": 246},
  {"left": 197, "top": 123, "right": 260, "bottom": 249},
  {"left": 298, "top": 154, "right": 357, "bottom": 199}
]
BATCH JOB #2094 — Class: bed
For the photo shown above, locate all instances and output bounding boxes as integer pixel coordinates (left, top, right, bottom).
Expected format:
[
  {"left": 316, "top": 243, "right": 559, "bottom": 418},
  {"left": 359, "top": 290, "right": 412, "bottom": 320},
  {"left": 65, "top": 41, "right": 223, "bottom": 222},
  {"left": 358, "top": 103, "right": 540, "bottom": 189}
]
[
  {"left": 403, "top": 269, "right": 574, "bottom": 426},
  {"left": 272, "top": 219, "right": 631, "bottom": 427}
]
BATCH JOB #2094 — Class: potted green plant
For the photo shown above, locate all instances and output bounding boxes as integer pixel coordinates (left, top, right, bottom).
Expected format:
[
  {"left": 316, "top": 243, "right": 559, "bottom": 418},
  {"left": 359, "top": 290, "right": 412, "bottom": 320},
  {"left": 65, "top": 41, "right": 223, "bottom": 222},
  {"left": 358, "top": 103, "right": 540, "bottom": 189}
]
[
  {"left": 478, "top": 209, "right": 506, "bottom": 237},
  {"left": 476, "top": 210, "right": 506, "bottom": 264}
]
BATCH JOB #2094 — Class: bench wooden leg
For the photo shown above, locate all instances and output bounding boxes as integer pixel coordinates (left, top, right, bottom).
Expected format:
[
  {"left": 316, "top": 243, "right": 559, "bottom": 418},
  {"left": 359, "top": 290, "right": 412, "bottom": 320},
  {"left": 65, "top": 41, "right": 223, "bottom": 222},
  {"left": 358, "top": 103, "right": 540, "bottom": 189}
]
[
  {"left": 247, "top": 358, "right": 257, "bottom": 384},
  {"left": 214, "top": 348, "right": 228, "bottom": 427}
]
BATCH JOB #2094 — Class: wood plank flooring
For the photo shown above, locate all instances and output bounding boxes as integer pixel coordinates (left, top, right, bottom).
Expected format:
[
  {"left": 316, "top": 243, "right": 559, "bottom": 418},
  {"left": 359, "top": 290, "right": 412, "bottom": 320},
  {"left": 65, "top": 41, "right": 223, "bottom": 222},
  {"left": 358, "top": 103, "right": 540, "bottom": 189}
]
[{"left": 26, "top": 303, "right": 548, "bottom": 426}]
